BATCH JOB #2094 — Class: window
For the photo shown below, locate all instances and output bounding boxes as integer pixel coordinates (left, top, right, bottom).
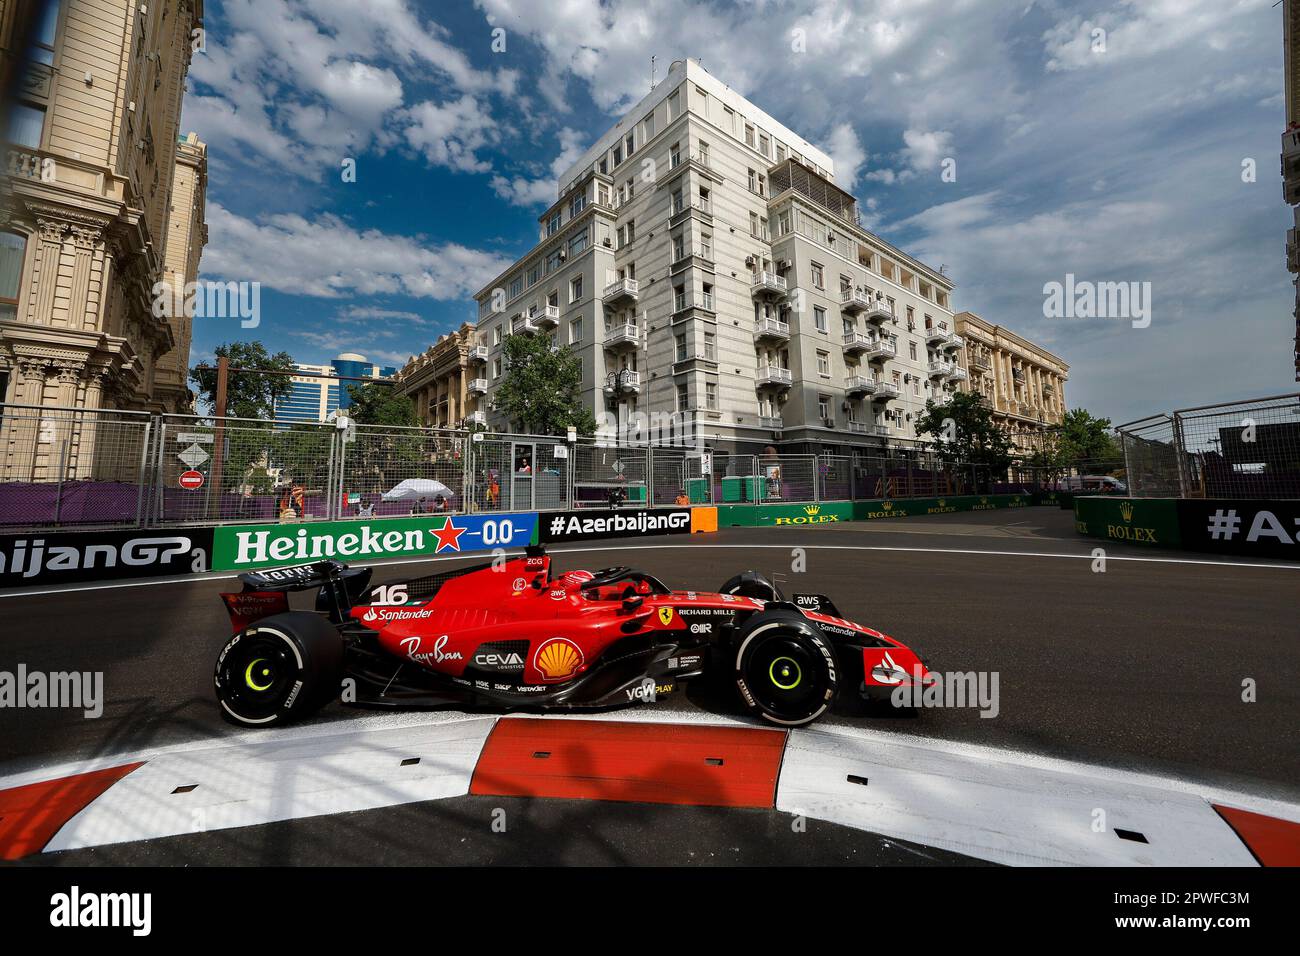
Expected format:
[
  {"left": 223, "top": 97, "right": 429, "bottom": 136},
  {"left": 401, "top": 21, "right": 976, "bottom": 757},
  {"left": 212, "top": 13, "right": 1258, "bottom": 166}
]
[
  {"left": 671, "top": 188, "right": 684, "bottom": 215},
  {"left": 701, "top": 282, "right": 714, "bottom": 310},
  {"left": 699, "top": 186, "right": 711, "bottom": 213},
  {"left": 492, "top": 358, "right": 502, "bottom": 378},
  {"left": 811, "top": 262, "right": 824, "bottom": 289},
  {"left": 673, "top": 283, "right": 686, "bottom": 312},
  {"left": 569, "top": 193, "right": 586, "bottom": 217},
  {"left": 7, "top": 103, "right": 46, "bottom": 148},
  {"left": 843, "top": 317, "right": 854, "bottom": 335},
  {"left": 706, "top": 382, "right": 718, "bottom": 411},
  {"left": 626, "top": 220, "right": 636, "bottom": 244},
  {"left": 759, "top": 132, "right": 770, "bottom": 156},
  {"left": 547, "top": 212, "right": 561, "bottom": 236},
  {"left": 748, "top": 169, "right": 758, "bottom": 193},
  {"left": 492, "top": 325, "right": 502, "bottom": 346},
  {"left": 676, "top": 333, "right": 688, "bottom": 362},
  {"left": 612, "top": 144, "right": 623, "bottom": 166},
  {"left": 909, "top": 341, "right": 918, "bottom": 360},
  {"left": 817, "top": 350, "right": 830, "bottom": 376},
  {"left": 0, "top": 231, "right": 25, "bottom": 321},
  {"left": 625, "top": 133, "right": 635, "bottom": 157},
  {"left": 668, "top": 90, "right": 681, "bottom": 119},
  {"left": 32, "top": 0, "right": 59, "bottom": 65},
  {"left": 625, "top": 178, "right": 635, "bottom": 199},
  {"left": 723, "top": 106, "right": 735, "bottom": 133},
  {"left": 698, "top": 141, "right": 709, "bottom": 166},
  {"left": 569, "top": 231, "right": 588, "bottom": 255},
  {"left": 750, "top": 212, "right": 759, "bottom": 237},
  {"left": 745, "top": 124, "right": 755, "bottom": 148},
  {"left": 672, "top": 234, "right": 685, "bottom": 261},
  {"left": 670, "top": 142, "right": 681, "bottom": 167},
  {"left": 818, "top": 395, "right": 831, "bottom": 421},
  {"left": 776, "top": 144, "right": 786, "bottom": 163},
  {"left": 814, "top": 306, "right": 827, "bottom": 332},
  {"left": 700, "top": 233, "right": 712, "bottom": 260},
  {"left": 644, "top": 112, "right": 655, "bottom": 139},
  {"left": 548, "top": 291, "right": 559, "bottom": 307},
  {"left": 676, "top": 383, "right": 689, "bottom": 412},
  {"left": 570, "top": 318, "right": 582, "bottom": 343},
  {"left": 704, "top": 331, "right": 716, "bottom": 360},
  {"left": 570, "top": 276, "right": 583, "bottom": 302}
]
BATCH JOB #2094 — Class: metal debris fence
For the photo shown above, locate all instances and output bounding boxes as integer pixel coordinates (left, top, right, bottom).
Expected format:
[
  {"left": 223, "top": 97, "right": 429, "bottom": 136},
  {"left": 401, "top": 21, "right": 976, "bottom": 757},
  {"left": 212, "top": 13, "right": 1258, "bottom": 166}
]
[
  {"left": 0, "top": 402, "right": 1072, "bottom": 532},
  {"left": 1118, "top": 393, "right": 1300, "bottom": 499}
]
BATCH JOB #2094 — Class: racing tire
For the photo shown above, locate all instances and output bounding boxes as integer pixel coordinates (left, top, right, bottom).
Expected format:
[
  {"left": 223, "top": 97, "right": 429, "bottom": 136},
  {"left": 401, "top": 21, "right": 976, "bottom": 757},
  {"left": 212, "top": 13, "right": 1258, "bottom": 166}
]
[
  {"left": 214, "top": 611, "right": 343, "bottom": 727},
  {"left": 718, "top": 570, "right": 784, "bottom": 603},
  {"left": 733, "top": 609, "right": 837, "bottom": 727}
]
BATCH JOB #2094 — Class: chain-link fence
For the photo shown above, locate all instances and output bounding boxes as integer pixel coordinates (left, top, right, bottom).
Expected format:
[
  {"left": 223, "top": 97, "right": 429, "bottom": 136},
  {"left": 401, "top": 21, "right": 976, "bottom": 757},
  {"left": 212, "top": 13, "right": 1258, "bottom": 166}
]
[
  {"left": 1119, "top": 393, "right": 1300, "bottom": 498},
  {"left": 0, "top": 402, "right": 1099, "bottom": 531},
  {"left": 0, "top": 404, "right": 153, "bottom": 529}
]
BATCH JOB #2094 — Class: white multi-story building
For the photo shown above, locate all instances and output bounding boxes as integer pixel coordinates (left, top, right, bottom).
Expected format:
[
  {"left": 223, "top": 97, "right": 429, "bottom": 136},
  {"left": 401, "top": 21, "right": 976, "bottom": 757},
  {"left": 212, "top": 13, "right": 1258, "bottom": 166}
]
[{"left": 472, "top": 58, "right": 963, "bottom": 453}]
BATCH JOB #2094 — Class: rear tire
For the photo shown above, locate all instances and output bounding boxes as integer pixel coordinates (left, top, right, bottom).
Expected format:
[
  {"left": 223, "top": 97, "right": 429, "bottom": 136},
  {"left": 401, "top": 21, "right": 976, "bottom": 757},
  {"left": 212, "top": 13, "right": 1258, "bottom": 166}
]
[
  {"left": 718, "top": 570, "right": 783, "bottom": 603},
  {"left": 214, "top": 611, "right": 343, "bottom": 727},
  {"left": 733, "top": 609, "right": 837, "bottom": 726}
]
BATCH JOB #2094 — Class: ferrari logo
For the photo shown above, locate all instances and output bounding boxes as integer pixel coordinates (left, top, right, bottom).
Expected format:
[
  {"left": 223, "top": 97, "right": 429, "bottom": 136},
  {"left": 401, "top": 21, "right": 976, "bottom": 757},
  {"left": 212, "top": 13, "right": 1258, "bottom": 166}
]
[{"left": 657, "top": 607, "right": 675, "bottom": 626}]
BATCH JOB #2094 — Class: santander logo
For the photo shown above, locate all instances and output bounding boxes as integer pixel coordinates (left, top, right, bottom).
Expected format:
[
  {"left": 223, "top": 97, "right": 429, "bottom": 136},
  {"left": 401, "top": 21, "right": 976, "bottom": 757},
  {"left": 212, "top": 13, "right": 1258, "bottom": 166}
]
[{"left": 363, "top": 606, "right": 433, "bottom": 623}]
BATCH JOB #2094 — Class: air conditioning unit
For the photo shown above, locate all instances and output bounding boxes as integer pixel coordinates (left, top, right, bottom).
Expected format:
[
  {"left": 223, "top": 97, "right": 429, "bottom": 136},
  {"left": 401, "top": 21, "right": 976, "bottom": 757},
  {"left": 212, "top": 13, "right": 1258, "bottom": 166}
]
[
  {"left": 602, "top": 238, "right": 612, "bottom": 247},
  {"left": 745, "top": 255, "right": 756, "bottom": 266},
  {"left": 823, "top": 417, "right": 834, "bottom": 428},
  {"left": 841, "top": 402, "right": 851, "bottom": 411},
  {"left": 777, "top": 259, "right": 791, "bottom": 269},
  {"left": 558, "top": 250, "right": 567, "bottom": 261}
]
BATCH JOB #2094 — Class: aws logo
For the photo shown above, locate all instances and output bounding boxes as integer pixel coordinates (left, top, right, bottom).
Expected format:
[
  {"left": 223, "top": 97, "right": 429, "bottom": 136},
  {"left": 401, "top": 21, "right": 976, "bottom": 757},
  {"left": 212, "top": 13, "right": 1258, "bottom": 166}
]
[{"left": 775, "top": 505, "right": 841, "bottom": 525}]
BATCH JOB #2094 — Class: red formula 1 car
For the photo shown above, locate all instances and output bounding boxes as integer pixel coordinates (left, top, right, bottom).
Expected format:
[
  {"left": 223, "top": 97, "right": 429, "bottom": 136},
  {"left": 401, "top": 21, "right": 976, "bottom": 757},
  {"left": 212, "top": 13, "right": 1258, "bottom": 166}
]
[{"left": 213, "top": 547, "right": 931, "bottom": 728}]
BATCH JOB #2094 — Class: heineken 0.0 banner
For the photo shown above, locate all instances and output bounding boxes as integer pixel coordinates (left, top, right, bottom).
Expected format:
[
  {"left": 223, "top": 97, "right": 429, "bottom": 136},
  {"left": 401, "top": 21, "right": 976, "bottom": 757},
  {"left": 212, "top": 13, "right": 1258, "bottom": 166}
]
[{"left": 213, "top": 513, "right": 538, "bottom": 571}]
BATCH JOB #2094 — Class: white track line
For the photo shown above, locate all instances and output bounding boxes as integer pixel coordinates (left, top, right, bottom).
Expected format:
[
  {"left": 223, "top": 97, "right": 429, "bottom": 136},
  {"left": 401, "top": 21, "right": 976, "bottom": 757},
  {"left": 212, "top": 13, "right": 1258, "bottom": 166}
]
[{"left": 2, "top": 540, "right": 1295, "bottom": 599}]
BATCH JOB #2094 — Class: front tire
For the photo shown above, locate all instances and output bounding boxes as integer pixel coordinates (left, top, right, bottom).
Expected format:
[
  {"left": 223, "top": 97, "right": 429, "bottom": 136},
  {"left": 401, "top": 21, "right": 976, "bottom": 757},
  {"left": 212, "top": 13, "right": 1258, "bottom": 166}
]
[
  {"left": 214, "top": 611, "right": 343, "bottom": 727},
  {"left": 734, "top": 609, "right": 837, "bottom": 726}
]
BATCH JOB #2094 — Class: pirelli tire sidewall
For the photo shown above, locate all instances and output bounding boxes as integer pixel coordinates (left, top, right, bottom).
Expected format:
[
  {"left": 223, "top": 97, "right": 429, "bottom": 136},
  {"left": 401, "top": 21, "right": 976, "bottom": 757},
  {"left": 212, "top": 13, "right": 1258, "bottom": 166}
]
[
  {"left": 214, "top": 611, "right": 344, "bottom": 727},
  {"left": 733, "top": 609, "right": 837, "bottom": 727}
]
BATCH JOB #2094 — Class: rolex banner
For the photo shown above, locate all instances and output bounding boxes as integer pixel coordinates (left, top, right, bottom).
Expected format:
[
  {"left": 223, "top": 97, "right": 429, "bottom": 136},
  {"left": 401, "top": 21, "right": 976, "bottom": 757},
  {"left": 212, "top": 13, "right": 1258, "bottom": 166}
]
[{"left": 1072, "top": 497, "right": 1182, "bottom": 548}]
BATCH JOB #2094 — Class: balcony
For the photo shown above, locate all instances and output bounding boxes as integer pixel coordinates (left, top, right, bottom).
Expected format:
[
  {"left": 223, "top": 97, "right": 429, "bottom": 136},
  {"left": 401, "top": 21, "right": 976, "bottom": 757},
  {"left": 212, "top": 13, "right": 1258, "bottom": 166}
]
[
  {"left": 759, "top": 416, "right": 784, "bottom": 431},
  {"left": 468, "top": 378, "right": 488, "bottom": 395},
  {"left": 841, "top": 331, "right": 875, "bottom": 355},
  {"left": 969, "top": 352, "right": 991, "bottom": 371},
  {"left": 673, "top": 293, "right": 716, "bottom": 316},
  {"left": 928, "top": 359, "right": 955, "bottom": 378},
  {"left": 755, "top": 365, "right": 793, "bottom": 388},
  {"left": 533, "top": 304, "right": 560, "bottom": 329},
  {"left": 925, "top": 326, "right": 951, "bottom": 345},
  {"left": 839, "top": 288, "right": 871, "bottom": 314},
  {"left": 862, "top": 299, "right": 894, "bottom": 324},
  {"left": 947, "top": 367, "right": 968, "bottom": 383},
  {"left": 669, "top": 198, "right": 713, "bottom": 228},
  {"left": 945, "top": 334, "right": 964, "bottom": 351},
  {"left": 844, "top": 375, "right": 877, "bottom": 396},
  {"left": 511, "top": 313, "right": 539, "bottom": 335},
  {"left": 603, "top": 323, "right": 640, "bottom": 348},
  {"left": 862, "top": 337, "right": 896, "bottom": 362},
  {"left": 603, "top": 277, "right": 640, "bottom": 305},
  {"left": 465, "top": 411, "right": 486, "bottom": 427},
  {"left": 750, "top": 271, "right": 787, "bottom": 297},
  {"left": 1284, "top": 129, "right": 1300, "bottom": 204},
  {"left": 467, "top": 345, "right": 489, "bottom": 363},
  {"left": 871, "top": 382, "right": 900, "bottom": 401},
  {"left": 873, "top": 425, "right": 891, "bottom": 437},
  {"left": 602, "top": 369, "right": 641, "bottom": 395},
  {"left": 848, "top": 421, "right": 870, "bottom": 434},
  {"left": 753, "top": 316, "right": 790, "bottom": 342}
]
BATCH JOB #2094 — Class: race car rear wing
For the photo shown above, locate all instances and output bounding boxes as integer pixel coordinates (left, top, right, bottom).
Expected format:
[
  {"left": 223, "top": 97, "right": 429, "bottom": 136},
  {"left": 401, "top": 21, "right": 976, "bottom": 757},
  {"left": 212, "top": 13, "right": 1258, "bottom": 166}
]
[{"left": 221, "top": 561, "right": 374, "bottom": 631}]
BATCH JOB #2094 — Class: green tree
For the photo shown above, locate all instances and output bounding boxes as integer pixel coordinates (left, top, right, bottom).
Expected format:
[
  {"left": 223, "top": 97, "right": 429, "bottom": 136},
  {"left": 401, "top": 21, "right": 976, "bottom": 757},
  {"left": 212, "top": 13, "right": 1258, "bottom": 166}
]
[
  {"left": 493, "top": 333, "right": 597, "bottom": 436},
  {"left": 189, "top": 341, "right": 296, "bottom": 419},
  {"left": 344, "top": 381, "right": 419, "bottom": 426},
  {"left": 1056, "top": 408, "right": 1122, "bottom": 465},
  {"left": 915, "top": 391, "right": 1013, "bottom": 473}
]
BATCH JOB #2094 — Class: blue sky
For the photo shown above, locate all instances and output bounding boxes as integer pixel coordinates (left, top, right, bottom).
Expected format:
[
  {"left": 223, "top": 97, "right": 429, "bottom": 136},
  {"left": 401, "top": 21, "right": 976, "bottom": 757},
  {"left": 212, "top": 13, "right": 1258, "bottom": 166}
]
[{"left": 182, "top": 0, "right": 1295, "bottom": 424}]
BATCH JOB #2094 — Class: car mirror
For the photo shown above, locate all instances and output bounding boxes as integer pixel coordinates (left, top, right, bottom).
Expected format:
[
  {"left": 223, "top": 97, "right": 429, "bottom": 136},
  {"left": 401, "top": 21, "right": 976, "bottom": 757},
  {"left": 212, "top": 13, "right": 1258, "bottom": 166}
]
[{"left": 622, "top": 595, "right": 644, "bottom": 613}]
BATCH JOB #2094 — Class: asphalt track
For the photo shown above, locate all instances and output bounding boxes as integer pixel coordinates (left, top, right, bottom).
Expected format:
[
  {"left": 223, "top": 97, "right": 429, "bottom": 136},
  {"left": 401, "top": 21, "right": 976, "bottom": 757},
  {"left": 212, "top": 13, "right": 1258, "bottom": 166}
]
[{"left": 1, "top": 508, "right": 1297, "bottom": 864}]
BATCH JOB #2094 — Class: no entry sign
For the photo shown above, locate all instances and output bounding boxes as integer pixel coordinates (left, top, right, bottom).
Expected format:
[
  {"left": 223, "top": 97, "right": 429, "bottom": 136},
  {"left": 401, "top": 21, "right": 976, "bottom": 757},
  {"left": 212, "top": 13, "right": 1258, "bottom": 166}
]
[{"left": 179, "top": 470, "right": 204, "bottom": 490}]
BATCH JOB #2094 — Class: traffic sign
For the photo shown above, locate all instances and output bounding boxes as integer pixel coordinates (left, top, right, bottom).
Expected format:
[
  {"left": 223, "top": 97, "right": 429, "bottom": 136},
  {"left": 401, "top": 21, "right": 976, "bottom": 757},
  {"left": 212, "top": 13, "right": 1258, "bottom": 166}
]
[
  {"left": 179, "top": 443, "right": 209, "bottom": 468},
  {"left": 179, "top": 470, "right": 204, "bottom": 490}
]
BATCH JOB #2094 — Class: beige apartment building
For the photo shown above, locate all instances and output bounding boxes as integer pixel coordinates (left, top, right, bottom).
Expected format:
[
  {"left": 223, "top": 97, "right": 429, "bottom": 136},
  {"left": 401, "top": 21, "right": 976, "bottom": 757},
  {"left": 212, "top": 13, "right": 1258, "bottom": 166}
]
[
  {"left": 394, "top": 322, "right": 485, "bottom": 429},
  {"left": 955, "top": 311, "right": 1069, "bottom": 455},
  {"left": 0, "top": 0, "right": 206, "bottom": 418},
  {"left": 472, "top": 58, "right": 965, "bottom": 454}
]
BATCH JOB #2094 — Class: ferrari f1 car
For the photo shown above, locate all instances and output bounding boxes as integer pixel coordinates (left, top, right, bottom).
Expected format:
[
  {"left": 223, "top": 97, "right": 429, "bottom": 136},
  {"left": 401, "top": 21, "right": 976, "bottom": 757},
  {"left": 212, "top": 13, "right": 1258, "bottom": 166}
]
[{"left": 214, "top": 547, "right": 931, "bottom": 728}]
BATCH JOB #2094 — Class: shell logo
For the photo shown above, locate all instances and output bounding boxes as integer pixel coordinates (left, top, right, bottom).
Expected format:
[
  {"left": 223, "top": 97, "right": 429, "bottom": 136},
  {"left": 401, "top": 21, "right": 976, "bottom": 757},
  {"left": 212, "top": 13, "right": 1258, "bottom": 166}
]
[{"left": 534, "top": 637, "right": 584, "bottom": 681}]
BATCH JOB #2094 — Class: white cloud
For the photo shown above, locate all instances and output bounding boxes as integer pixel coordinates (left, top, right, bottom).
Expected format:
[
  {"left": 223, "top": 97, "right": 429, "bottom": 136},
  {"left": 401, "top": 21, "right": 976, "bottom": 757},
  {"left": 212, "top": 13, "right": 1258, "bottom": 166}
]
[
  {"left": 490, "top": 127, "right": 589, "bottom": 206},
  {"left": 826, "top": 123, "right": 867, "bottom": 191},
  {"left": 202, "top": 203, "right": 513, "bottom": 301},
  {"left": 901, "top": 128, "right": 953, "bottom": 175},
  {"left": 401, "top": 96, "right": 500, "bottom": 173}
]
